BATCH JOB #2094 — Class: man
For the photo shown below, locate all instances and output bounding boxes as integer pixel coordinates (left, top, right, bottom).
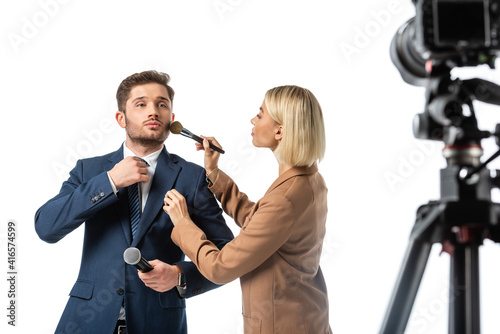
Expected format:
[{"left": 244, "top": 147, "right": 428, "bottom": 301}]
[{"left": 35, "top": 70, "right": 234, "bottom": 334}]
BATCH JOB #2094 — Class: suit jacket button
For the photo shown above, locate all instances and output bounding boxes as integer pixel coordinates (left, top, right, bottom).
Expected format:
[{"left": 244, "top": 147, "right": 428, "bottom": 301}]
[
  {"left": 116, "top": 288, "right": 124, "bottom": 295},
  {"left": 100, "top": 192, "right": 105, "bottom": 197}
]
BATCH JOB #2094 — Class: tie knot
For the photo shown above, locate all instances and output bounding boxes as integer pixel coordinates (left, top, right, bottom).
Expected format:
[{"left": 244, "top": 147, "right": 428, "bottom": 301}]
[{"left": 135, "top": 156, "right": 150, "bottom": 167}]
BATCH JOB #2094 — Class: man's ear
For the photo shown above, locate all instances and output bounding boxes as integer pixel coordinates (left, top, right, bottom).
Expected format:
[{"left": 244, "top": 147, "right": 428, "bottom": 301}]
[
  {"left": 116, "top": 111, "right": 126, "bottom": 129},
  {"left": 275, "top": 125, "right": 284, "bottom": 141}
]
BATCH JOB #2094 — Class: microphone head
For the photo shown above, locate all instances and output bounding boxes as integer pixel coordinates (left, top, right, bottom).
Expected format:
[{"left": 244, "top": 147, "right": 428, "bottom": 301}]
[
  {"left": 170, "top": 121, "right": 183, "bottom": 135},
  {"left": 123, "top": 247, "right": 141, "bottom": 265}
]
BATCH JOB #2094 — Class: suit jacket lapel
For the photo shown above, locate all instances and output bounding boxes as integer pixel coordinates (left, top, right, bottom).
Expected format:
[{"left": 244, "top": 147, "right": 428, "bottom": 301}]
[{"left": 132, "top": 147, "right": 181, "bottom": 246}]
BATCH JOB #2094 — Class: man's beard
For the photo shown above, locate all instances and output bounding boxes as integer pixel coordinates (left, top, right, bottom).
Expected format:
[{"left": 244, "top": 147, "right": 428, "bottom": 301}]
[
  {"left": 127, "top": 133, "right": 168, "bottom": 147},
  {"left": 125, "top": 117, "right": 170, "bottom": 147}
]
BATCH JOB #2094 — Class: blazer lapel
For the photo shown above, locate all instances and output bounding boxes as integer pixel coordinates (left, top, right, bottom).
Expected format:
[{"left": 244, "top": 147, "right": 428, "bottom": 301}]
[{"left": 132, "top": 147, "right": 181, "bottom": 247}]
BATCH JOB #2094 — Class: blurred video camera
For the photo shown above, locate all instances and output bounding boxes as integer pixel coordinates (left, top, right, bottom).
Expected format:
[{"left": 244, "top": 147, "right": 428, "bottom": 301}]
[
  {"left": 392, "top": 0, "right": 500, "bottom": 86},
  {"left": 380, "top": 4, "right": 500, "bottom": 334}
]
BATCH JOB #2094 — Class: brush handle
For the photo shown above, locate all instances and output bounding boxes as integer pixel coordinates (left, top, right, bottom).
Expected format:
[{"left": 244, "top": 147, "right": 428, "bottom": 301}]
[{"left": 181, "top": 130, "right": 225, "bottom": 154}]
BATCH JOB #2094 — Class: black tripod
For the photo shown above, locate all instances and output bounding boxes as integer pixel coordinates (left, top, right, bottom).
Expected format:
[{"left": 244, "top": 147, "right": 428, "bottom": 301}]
[{"left": 379, "top": 69, "right": 500, "bottom": 334}]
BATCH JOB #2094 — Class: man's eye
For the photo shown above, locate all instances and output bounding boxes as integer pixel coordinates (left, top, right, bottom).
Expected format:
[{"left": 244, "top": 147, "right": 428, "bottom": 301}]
[
  {"left": 137, "top": 103, "right": 145, "bottom": 107},
  {"left": 256, "top": 114, "right": 261, "bottom": 119},
  {"left": 159, "top": 103, "right": 168, "bottom": 108}
]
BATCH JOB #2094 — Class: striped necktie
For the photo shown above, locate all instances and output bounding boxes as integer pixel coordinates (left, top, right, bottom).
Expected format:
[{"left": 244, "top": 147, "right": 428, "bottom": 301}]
[
  {"left": 127, "top": 157, "right": 149, "bottom": 240},
  {"left": 128, "top": 182, "right": 141, "bottom": 239}
]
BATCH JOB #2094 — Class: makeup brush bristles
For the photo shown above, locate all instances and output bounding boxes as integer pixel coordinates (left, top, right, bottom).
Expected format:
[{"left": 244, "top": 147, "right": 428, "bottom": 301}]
[{"left": 170, "top": 121, "right": 183, "bottom": 135}]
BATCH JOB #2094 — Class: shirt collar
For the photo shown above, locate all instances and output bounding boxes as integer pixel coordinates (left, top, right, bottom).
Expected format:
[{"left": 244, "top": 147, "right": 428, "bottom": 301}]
[{"left": 122, "top": 142, "right": 163, "bottom": 170}]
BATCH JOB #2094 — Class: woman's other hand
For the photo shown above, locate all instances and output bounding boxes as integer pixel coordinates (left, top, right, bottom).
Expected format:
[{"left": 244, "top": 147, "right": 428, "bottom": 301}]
[{"left": 163, "top": 189, "right": 190, "bottom": 226}]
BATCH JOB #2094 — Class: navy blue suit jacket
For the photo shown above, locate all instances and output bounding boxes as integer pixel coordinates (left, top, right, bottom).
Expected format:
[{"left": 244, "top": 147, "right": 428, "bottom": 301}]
[{"left": 35, "top": 146, "right": 234, "bottom": 334}]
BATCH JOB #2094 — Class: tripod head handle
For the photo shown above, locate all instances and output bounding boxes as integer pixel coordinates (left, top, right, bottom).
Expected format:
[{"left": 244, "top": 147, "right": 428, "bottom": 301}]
[{"left": 462, "top": 78, "right": 500, "bottom": 106}]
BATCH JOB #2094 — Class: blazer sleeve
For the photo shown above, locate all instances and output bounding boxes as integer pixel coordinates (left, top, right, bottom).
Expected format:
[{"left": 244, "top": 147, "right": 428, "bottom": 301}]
[
  {"left": 34, "top": 159, "right": 118, "bottom": 243},
  {"left": 208, "top": 169, "right": 256, "bottom": 228},
  {"left": 171, "top": 190, "right": 297, "bottom": 285}
]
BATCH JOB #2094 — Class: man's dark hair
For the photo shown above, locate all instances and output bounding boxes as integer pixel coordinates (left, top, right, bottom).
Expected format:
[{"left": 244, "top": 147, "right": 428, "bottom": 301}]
[{"left": 116, "top": 70, "right": 175, "bottom": 112}]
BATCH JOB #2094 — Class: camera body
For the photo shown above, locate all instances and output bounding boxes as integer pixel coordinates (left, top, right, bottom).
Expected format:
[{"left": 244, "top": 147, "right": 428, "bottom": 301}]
[
  {"left": 390, "top": 1, "right": 500, "bottom": 149},
  {"left": 415, "top": 0, "right": 500, "bottom": 64}
]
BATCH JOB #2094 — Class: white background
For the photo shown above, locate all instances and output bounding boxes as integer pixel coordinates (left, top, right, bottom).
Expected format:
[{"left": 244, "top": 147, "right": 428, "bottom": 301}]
[{"left": 2, "top": 0, "right": 500, "bottom": 333}]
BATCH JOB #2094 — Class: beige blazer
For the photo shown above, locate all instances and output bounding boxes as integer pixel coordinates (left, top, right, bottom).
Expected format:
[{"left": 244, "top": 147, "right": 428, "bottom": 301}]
[{"left": 172, "top": 164, "right": 332, "bottom": 334}]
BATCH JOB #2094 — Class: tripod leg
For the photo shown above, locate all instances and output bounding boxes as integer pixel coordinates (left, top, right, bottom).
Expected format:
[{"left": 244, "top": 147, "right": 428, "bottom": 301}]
[
  {"left": 448, "top": 243, "right": 481, "bottom": 334},
  {"left": 379, "top": 238, "right": 433, "bottom": 334}
]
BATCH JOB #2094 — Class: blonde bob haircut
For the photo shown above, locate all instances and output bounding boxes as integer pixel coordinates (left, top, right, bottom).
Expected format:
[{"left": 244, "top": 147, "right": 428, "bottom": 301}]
[{"left": 265, "top": 85, "right": 326, "bottom": 167}]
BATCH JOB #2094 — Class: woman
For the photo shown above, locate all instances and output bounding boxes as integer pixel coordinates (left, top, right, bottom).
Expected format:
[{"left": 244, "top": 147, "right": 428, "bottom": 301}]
[{"left": 163, "top": 85, "right": 332, "bottom": 333}]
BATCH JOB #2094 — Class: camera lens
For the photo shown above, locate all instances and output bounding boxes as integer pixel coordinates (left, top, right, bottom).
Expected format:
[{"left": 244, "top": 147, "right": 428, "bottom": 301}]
[{"left": 390, "top": 17, "right": 428, "bottom": 86}]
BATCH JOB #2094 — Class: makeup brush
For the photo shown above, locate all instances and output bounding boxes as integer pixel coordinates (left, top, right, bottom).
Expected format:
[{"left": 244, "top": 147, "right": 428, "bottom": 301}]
[{"left": 170, "top": 121, "right": 225, "bottom": 154}]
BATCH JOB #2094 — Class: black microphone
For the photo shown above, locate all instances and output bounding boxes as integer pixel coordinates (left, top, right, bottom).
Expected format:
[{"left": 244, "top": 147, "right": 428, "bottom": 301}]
[
  {"left": 123, "top": 247, "right": 154, "bottom": 272},
  {"left": 170, "top": 121, "right": 225, "bottom": 154}
]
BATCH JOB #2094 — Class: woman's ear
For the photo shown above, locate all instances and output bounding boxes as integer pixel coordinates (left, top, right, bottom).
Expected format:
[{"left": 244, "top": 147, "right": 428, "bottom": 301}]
[{"left": 275, "top": 125, "right": 284, "bottom": 141}]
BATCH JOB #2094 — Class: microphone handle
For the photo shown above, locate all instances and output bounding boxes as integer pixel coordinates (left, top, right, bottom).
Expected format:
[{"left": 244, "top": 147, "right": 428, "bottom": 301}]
[
  {"left": 135, "top": 257, "right": 154, "bottom": 272},
  {"left": 181, "top": 130, "right": 225, "bottom": 154}
]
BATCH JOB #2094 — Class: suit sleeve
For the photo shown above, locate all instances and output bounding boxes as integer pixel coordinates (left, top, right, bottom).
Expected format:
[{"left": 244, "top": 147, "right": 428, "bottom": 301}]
[
  {"left": 174, "top": 167, "right": 234, "bottom": 297},
  {"left": 171, "top": 191, "right": 296, "bottom": 285},
  {"left": 34, "top": 159, "right": 118, "bottom": 243}
]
